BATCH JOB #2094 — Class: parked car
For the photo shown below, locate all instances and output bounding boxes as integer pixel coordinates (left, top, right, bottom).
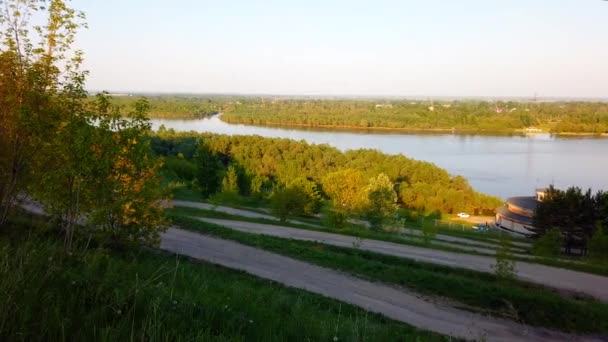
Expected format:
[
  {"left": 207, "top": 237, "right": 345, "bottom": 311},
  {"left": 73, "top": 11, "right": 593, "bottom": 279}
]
[{"left": 457, "top": 212, "right": 470, "bottom": 218}]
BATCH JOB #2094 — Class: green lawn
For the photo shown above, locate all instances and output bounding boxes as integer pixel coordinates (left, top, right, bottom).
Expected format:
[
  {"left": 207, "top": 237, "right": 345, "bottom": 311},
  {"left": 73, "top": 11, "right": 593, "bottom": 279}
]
[
  {"left": 0, "top": 216, "right": 442, "bottom": 341},
  {"left": 171, "top": 215, "right": 608, "bottom": 335}
]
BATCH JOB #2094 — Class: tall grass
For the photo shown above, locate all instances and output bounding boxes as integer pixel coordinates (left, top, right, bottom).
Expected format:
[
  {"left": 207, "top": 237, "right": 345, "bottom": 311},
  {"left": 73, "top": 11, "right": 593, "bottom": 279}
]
[{"left": 0, "top": 221, "right": 441, "bottom": 341}]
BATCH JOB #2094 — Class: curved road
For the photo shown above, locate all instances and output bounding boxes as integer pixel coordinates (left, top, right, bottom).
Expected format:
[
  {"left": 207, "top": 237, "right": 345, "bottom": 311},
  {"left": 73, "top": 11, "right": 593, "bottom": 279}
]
[
  {"left": 160, "top": 227, "right": 600, "bottom": 342},
  {"left": 196, "top": 217, "right": 608, "bottom": 303}
]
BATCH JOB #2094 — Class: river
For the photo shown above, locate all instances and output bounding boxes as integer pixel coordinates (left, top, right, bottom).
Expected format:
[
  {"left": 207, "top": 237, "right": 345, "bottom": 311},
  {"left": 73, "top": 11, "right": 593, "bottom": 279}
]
[{"left": 151, "top": 115, "right": 608, "bottom": 199}]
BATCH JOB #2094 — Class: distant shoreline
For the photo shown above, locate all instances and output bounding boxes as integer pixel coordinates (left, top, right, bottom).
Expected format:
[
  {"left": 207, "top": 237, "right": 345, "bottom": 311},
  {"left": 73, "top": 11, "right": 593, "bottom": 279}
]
[{"left": 216, "top": 117, "right": 608, "bottom": 137}]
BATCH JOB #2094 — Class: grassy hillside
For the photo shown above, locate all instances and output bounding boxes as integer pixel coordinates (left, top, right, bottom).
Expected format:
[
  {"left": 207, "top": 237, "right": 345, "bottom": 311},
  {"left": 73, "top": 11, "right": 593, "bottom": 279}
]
[{"left": 0, "top": 216, "right": 441, "bottom": 341}]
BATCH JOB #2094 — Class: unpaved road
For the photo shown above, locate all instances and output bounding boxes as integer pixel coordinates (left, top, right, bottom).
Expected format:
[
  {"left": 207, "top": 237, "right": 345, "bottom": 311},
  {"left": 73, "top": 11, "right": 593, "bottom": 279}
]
[
  {"left": 401, "top": 227, "right": 532, "bottom": 250},
  {"left": 171, "top": 200, "right": 318, "bottom": 227},
  {"left": 160, "top": 227, "right": 600, "bottom": 342},
  {"left": 195, "top": 217, "right": 608, "bottom": 303}
]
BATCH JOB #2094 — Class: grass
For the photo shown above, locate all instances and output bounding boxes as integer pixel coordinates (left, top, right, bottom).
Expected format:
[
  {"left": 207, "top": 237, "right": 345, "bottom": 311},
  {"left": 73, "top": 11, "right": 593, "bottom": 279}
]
[
  {"left": 170, "top": 215, "right": 608, "bottom": 335},
  {"left": 0, "top": 216, "right": 443, "bottom": 341},
  {"left": 168, "top": 206, "right": 501, "bottom": 257},
  {"left": 173, "top": 203, "right": 608, "bottom": 275}
]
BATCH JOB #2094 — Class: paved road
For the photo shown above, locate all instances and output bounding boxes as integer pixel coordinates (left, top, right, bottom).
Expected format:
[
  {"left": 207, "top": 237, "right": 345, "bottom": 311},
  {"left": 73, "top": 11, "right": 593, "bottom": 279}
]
[
  {"left": 171, "top": 200, "right": 318, "bottom": 227},
  {"left": 160, "top": 227, "right": 599, "bottom": 342},
  {"left": 195, "top": 217, "right": 608, "bottom": 303}
]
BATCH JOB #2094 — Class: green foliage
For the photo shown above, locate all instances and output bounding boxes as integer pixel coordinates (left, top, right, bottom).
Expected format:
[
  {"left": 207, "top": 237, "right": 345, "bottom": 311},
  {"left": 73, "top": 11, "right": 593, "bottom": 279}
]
[
  {"left": 250, "top": 174, "right": 270, "bottom": 197},
  {"left": 270, "top": 187, "right": 308, "bottom": 222},
  {"left": 288, "top": 177, "right": 323, "bottom": 215},
  {"left": 532, "top": 229, "right": 562, "bottom": 258},
  {"left": 363, "top": 173, "right": 398, "bottom": 231},
  {"left": 534, "top": 186, "right": 608, "bottom": 255},
  {"left": 162, "top": 156, "right": 196, "bottom": 181},
  {"left": 321, "top": 168, "right": 367, "bottom": 214},
  {"left": 421, "top": 222, "right": 438, "bottom": 245},
  {"left": 151, "top": 133, "right": 502, "bottom": 215},
  {"left": 494, "top": 236, "right": 516, "bottom": 280},
  {"left": 0, "top": 2, "right": 167, "bottom": 248},
  {"left": 193, "top": 142, "right": 222, "bottom": 197},
  {"left": 221, "top": 165, "right": 240, "bottom": 195},
  {"left": 107, "top": 95, "right": 220, "bottom": 118},
  {"left": 221, "top": 98, "right": 608, "bottom": 134},
  {"left": 588, "top": 224, "right": 608, "bottom": 262},
  {"left": 322, "top": 202, "right": 348, "bottom": 229}
]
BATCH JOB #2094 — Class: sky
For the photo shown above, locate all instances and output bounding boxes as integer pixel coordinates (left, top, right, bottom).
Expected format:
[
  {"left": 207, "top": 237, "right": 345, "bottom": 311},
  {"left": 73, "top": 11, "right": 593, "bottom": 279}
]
[{"left": 73, "top": 0, "right": 608, "bottom": 98}]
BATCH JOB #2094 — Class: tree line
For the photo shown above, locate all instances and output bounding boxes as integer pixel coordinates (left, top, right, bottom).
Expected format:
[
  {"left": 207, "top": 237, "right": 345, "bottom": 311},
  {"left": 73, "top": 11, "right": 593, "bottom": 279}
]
[
  {"left": 219, "top": 99, "right": 608, "bottom": 134},
  {"left": 105, "top": 96, "right": 223, "bottom": 118},
  {"left": 0, "top": 0, "right": 166, "bottom": 249},
  {"left": 533, "top": 186, "right": 608, "bottom": 260},
  {"left": 152, "top": 128, "right": 502, "bottom": 227}
]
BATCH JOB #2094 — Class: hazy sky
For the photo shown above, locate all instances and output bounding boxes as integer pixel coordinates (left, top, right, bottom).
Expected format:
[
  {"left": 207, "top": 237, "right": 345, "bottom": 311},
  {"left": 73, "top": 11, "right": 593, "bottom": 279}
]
[{"left": 73, "top": 0, "right": 608, "bottom": 97}]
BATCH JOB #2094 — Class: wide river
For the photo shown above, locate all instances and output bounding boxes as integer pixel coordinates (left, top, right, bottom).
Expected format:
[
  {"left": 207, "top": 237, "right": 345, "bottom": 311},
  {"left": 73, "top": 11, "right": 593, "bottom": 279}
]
[{"left": 151, "top": 115, "right": 608, "bottom": 199}]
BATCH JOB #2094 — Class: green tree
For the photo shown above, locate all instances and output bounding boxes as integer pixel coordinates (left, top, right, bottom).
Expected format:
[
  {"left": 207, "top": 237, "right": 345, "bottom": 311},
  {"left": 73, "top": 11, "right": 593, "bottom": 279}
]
[
  {"left": 588, "top": 224, "right": 608, "bottom": 262},
  {"left": 193, "top": 143, "right": 222, "bottom": 197},
  {"left": 321, "top": 169, "right": 366, "bottom": 214},
  {"left": 532, "top": 229, "right": 562, "bottom": 258},
  {"left": 271, "top": 188, "right": 307, "bottom": 222},
  {"left": 222, "top": 165, "right": 240, "bottom": 195},
  {"left": 363, "top": 173, "right": 398, "bottom": 230},
  {"left": 288, "top": 177, "right": 323, "bottom": 215},
  {"left": 322, "top": 203, "right": 348, "bottom": 229},
  {"left": 250, "top": 174, "right": 269, "bottom": 198}
]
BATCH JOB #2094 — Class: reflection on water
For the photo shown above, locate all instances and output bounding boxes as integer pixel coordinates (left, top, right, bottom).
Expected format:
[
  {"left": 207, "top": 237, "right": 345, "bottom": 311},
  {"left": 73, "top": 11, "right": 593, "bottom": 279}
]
[{"left": 151, "top": 115, "right": 608, "bottom": 199}]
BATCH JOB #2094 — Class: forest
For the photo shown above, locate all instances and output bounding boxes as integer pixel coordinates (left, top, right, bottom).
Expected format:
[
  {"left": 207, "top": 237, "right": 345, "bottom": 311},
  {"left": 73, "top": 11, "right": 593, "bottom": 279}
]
[
  {"left": 152, "top": 128, "right": 502, "bottom": 221},
  {"left": 111, "top": 96, "right": 608, "bottom": 134},
  {"left": 219, "top": 98, "right": 608, "bottom": 134}
]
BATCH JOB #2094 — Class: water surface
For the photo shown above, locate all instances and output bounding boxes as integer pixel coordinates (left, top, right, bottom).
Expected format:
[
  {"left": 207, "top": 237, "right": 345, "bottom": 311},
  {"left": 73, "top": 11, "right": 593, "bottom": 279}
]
[{"left": 151, "top": 115, "right": 608, "bottom": 199}]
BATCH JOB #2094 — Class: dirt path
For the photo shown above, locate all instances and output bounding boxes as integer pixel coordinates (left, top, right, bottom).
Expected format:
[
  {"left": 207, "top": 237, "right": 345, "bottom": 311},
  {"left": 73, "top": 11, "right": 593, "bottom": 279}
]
[
  {"left": 171, "top": 200, "right": 318, "bottom": 227},
  {"left": 160, "top": 227, "right": 599, "bottom": 342},
  {"left": 195, "top": 217, "right": 608, "bottom": 303}
]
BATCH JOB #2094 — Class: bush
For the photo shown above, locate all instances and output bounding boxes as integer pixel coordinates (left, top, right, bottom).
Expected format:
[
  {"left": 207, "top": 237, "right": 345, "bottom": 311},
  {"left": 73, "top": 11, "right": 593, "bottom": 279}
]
[
  {"left": 532, "top": 229, "right": 562, "bottom": 258},
  {"left": 494, "top": 235, "right": 516, "bottom": 280},
  {"left": 271, "top": 188, "right": 308, "bottom": 222},
  {"left": 588, "top": 225, "right": 608, "bottom": 262},
  {"left": 322, "top": 203, "right": 348, "bottom": 229}
]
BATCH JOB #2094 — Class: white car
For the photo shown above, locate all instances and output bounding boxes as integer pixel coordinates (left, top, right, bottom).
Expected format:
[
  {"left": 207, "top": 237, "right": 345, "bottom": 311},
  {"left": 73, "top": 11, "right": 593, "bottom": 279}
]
[{"left": 457, "top": 212, "right": 470, "bottom": 218}]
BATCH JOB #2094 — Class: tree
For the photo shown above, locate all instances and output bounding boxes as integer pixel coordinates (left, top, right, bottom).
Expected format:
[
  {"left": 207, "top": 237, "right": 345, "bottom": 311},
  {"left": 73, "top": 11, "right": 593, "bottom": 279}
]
[
  {"left": 0, "top": 0, "right": 86, "bottom": 226},
  {"left": 531, "top": 229, "right": 562, "bottom": 258},
  {"left": 322, "top": 203, "right": 348, "bottom": 229},
  {"left": 288, "top": 177, "right": 322, "bottom": 215},
  {"left": 221, "top": 165, "right": 239, "bottom": 195},
  {"left": 322, "top": 169, "right": 366, "bottom": 214},
  {"left": 363, "top": 173, "right": 398, "bottom": 230},
  {"left": 1, "top": 2, "right": 168, "bottom": 249},
  {"left": 193, "top": 143, "right": 222, "bottom": 197},
  {"left": 588, "top": 224, "right": 608, "bottom": 262},
  {"left": 250, "top": 174, "right": 269, "bottom": 198},
  {"left": 270, "top": 187, "right": 307, "bottom": 222}
]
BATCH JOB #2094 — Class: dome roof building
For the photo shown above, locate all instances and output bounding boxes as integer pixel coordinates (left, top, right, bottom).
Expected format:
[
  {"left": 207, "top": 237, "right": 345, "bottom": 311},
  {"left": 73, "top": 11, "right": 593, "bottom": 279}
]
[{"left": 495, "top": 189, "right": 546, "bottom": 236}]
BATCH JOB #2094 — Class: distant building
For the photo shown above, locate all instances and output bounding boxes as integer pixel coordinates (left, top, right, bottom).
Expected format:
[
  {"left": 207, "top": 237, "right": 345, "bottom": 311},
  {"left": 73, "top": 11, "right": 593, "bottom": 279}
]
[{"left": 495, "top": 189, "right": 547, "bottom": 236}]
